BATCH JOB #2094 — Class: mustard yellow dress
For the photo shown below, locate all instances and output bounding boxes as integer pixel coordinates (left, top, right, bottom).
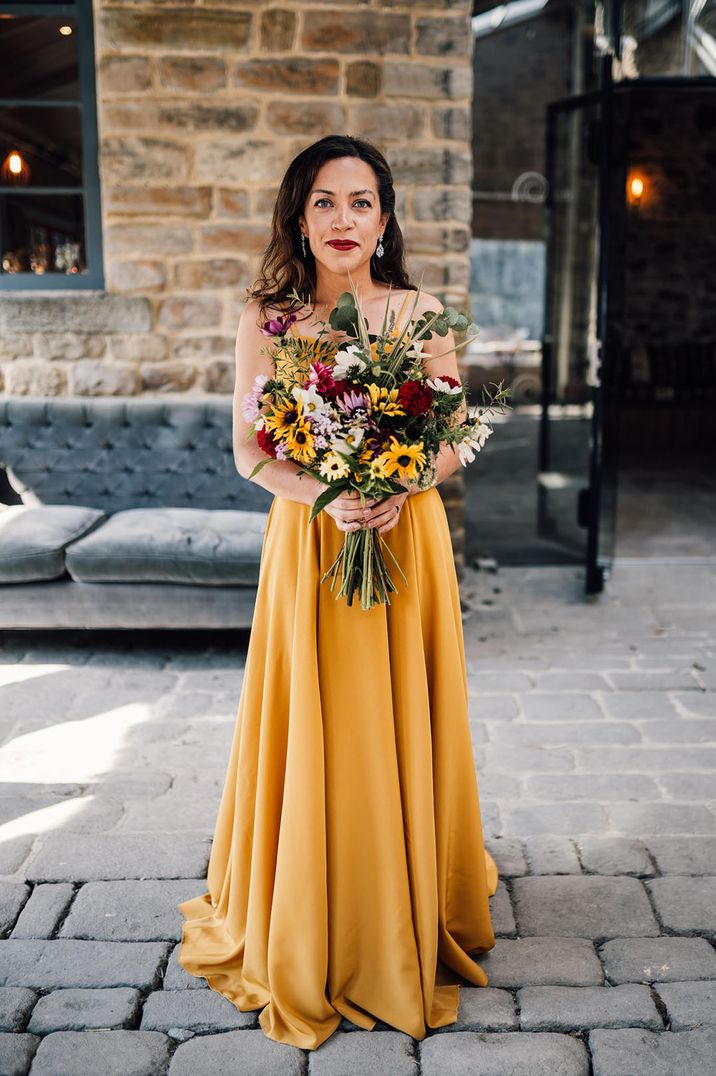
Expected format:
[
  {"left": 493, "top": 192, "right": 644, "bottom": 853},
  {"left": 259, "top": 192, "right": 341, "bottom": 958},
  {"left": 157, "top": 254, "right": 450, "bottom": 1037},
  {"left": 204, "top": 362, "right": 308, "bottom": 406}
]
[{"left": 177, "top": 343, "right": 498, "bottom": 1051}]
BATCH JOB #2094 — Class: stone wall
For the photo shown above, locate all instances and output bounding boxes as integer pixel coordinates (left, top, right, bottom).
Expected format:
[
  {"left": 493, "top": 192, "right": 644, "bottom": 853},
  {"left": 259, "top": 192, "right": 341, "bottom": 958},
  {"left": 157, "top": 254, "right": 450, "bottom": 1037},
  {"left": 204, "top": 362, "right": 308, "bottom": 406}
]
[{"left": 0, "top": 0, "right": 477, "bottom": 570}]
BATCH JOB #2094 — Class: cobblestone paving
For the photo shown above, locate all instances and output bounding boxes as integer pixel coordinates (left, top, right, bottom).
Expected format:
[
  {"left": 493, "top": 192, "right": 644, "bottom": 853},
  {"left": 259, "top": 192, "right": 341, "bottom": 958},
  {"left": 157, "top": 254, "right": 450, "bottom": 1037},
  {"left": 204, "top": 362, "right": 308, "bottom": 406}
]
[{"left": 0, "top": 563, "right": 714, "bottom": 1074}]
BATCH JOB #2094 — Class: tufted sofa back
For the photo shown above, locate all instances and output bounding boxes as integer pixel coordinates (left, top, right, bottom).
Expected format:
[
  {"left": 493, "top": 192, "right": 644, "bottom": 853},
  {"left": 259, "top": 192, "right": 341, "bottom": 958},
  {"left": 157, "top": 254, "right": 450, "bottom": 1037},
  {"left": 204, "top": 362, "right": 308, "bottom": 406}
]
[{"left": 0, "top": 396, "right": 274, "bottom": 514}]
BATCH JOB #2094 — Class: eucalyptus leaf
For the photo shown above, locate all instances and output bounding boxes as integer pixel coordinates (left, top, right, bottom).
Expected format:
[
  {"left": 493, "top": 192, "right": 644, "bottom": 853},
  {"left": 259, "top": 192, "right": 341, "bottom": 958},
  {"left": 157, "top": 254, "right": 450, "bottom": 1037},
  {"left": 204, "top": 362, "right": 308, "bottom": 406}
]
[{"left": 247, "top": 456, "right": 274, "bottom": 480}]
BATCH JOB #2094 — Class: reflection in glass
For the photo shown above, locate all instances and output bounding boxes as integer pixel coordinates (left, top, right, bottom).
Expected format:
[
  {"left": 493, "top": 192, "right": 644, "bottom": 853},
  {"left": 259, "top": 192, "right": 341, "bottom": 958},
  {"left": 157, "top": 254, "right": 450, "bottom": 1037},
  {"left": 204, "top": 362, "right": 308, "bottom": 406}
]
[
  {"left": 0, "top": 105, "right": 82, "bottom": 187},
  {"left": 0, "top": 15, "right": 79, "bottom": 99},
  {"left": 0, "top": 193, "right": 86, "bottom": 274}
]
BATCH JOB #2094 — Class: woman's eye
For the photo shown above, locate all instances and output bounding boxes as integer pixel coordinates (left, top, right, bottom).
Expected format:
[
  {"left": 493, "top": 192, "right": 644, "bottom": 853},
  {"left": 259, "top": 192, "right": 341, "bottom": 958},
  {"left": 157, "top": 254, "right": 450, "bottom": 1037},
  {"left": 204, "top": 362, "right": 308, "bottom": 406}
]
[{"left": 314, "top": 199, "right": 371, "bottom": 208}]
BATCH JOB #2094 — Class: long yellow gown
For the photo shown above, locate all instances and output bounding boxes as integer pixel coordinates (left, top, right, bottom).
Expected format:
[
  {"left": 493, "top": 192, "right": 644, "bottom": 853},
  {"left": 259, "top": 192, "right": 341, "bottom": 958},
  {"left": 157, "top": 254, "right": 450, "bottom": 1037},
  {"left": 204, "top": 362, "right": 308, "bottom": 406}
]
[{"left": 177, "top": 345, "right": 499, "bottom": 1051}]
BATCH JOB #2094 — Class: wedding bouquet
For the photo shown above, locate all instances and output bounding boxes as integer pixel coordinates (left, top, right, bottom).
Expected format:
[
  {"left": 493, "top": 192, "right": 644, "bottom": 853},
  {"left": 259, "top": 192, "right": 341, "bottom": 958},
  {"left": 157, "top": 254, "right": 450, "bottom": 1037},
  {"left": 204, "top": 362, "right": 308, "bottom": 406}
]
[{"left": 242, "top": 276, "right": 509, "bottom": 610}]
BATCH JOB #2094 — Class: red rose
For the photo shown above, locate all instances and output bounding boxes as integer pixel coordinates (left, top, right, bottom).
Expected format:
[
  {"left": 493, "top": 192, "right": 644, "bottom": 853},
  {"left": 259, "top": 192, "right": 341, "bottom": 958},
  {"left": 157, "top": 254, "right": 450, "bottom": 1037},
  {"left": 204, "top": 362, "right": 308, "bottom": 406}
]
[
  {"left": 256, "top": 424, "right": 278, "bottom": 458},
  {"left": 398, "top": 380, "right": 433, "bottom": 415}
]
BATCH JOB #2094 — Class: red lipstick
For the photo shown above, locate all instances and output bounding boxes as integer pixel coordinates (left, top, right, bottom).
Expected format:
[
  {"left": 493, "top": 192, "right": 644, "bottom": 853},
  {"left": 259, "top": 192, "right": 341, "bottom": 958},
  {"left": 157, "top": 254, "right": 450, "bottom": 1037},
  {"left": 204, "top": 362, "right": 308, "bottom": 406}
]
[{"left": 327, "top": 240, "right": 358, "bottom": 250}]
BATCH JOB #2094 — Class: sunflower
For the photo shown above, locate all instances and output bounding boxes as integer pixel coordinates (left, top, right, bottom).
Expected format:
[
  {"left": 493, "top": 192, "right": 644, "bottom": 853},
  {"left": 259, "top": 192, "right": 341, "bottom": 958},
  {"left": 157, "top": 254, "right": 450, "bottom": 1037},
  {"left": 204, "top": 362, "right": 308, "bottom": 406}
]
[
  {"left": 369, "top": 457, "right": 389, "bottom": 479},
  {"left": 284, "top": 418, "right": 317, "bottom": 463},
  {"left": 263, "top": 396, "right": 304, "bottom": 440},
  {"left": 366, "top": 383, "right": 405, "bottom": 417},
  {"left": 377, "top": 436, "right": 426, "bottom": 480}
]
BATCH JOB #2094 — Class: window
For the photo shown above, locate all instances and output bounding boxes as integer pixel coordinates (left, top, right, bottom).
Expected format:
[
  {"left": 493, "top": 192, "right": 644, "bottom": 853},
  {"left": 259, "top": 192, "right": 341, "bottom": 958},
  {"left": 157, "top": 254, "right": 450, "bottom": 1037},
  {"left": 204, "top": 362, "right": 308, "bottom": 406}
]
[{"left": 0, "top": 0, "right": 103, "bottom": 289}]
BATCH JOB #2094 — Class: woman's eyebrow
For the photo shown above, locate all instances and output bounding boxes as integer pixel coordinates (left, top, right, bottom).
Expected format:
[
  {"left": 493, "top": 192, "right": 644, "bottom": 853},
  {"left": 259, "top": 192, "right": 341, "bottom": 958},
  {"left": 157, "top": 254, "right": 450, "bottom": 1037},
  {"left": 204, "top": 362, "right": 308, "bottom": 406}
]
[{"left": 310, "top": 188, "right": 374, "bottom": 196}]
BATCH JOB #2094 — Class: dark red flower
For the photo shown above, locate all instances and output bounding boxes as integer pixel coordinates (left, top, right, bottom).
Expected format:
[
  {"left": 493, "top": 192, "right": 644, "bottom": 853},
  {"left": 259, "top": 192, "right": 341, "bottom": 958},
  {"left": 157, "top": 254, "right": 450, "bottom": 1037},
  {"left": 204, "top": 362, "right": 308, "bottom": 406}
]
[
  {"left": 398, "top": 380, "right": 433, "bottom": 415},
  {"left": 305, "top": 361, "right": 336, "bottom": 395},
  {"left": 256, "top": 424, "right": 278, "bottom": 458},
  {"left": 324, "top": 377, "right": 353, "bottom": 400}
]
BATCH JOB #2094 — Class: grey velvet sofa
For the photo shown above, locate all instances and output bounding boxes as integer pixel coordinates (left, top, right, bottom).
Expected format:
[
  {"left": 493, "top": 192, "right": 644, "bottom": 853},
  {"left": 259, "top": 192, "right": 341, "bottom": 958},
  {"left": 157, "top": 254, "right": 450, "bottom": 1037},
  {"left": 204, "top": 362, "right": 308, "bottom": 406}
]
[{"left": 0, "top": 396, "right": 274, "bottom": 630}]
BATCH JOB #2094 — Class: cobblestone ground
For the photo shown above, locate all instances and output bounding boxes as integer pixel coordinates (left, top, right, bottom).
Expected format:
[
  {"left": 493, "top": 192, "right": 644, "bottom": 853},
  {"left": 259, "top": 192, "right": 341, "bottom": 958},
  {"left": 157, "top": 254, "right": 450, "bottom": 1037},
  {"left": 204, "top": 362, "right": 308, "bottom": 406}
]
[{"left": 0, "top": 563, "right": 714, "bottom": 1075}]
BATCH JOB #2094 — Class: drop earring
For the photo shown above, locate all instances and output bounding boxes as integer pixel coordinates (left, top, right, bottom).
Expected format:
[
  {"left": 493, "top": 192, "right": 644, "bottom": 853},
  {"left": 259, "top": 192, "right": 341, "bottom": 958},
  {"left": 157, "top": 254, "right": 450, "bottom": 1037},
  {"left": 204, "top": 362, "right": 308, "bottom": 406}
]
[
  {"left": 376, "top": 232, "right": 384, "bottom": 258},
  {"left": 301, "top": 233, "right": 307, "bottom": 257}
]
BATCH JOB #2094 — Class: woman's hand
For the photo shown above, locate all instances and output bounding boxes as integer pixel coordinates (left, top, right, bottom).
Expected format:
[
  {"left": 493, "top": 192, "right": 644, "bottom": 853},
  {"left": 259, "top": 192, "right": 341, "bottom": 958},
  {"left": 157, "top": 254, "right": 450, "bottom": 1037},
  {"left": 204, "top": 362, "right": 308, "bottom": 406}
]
[
  {"left": 322, "top": 490, "right": 382, "bottom": 533},
  {"left": 322, "top": 488, "right": 410, "bottom": 535}
]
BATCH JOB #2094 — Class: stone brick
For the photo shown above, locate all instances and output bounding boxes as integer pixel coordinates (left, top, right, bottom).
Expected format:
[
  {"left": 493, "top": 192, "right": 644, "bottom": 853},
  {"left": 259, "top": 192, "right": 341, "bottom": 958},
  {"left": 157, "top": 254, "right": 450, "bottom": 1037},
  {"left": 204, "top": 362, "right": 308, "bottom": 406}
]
[
  {"left": 106, "top": 186, "right": 211, "bottom": 217},
  {"left": 0, "top": 333, "right": 33, "bottom": 359},
  {"left": 0, "top": 987, "right": 36, "bottom": 1032},
  {"left": 0, "top": 1033, "right": 39, "bottom": 1076},
  {"left": 346, "top": 60, "right": 382, "bottom": 97},
  {"left": 199, "top": 224, "right": 268, "bottom": 256},
  {"left": 157, "top": 56, "right": 226, "bottom": 93},
  {"left": 578, "top": 837, "right": 655, "bottom": 876},
  {"left": 100, "top": 9, "right": 252, "bottom": 51},
  {"left": 99, "top": 54, "right": 153, "bottom": 93},
  {"left": 416, "top": 15, "right": 472, "bottom": 57},
  {"left": 162, "top": 944, "right": 208, "bottom": 990},
  {"left": 599, "top": 937, "right": 716, "bottom": 983},
  {"left": 489, "top": 881, "right": 516, "bottom": 936},
  {"left": 193, "top": 140, "right": 286, "bottom": 184},
  {"left": 172, "top": 336, "right": 234, "bottom": 361},
  {"left": 168, "top": 1029, "right": 304, "bottom": 1075},
  {"left": 383, "top": 62, "right": 471, "bottom": 100},
  {"left": 106, "top": 223, "right": 193, "bottom": 257},
  {"left": 102, "top": 136, "right": 190, "bottom": 181},
  {"left": 106, "top": 101, "right": 259, "bottom": 134},
  {"left": 526, "top": 774, "right": 659, "bottom": 802},
  {"left": 646, "top": 876, "right": 716, "bottom": 933},
  {"left": 444, "top": 987, "right": 517, "bottom": 1032},
  {"left": 301, "top": 11, "right": 410, "bottom": 54},
  {"left": 110, "top": 261, "right": 166, "bottom": 293},
  {"left": 432, "top": 105, "right": 471, "bottom": 140},
  {"left": 503, "top": 802, "right": 609, "bottom": 836},
  {"left": 29, "top": 1029, "right": 173, "bottom": 1076},
  {"left": 524, "top": 836, "right": 581, "bottom": 874},
  {"left": 412, "top": 187, "right": 471, "bottom": 222},
  {"left": 215, "top": 189, "right": 250, "bottom": 218},
  {"left": 263, "top": 100, "right": 344, "bottom": 136},
  {"left": 598, "top": 691, "right": 680, "bottom": 719},
  {"left": 656, "top": 773, "right": 716, "bottom": 799},
  {"left": 33, "top": 331, "right": 108, "bottom": 360},
  {"left": 68, "top": 361, "right": 140, "bottom": 397},
  {"left": 589, "top": 1027, "right": 716, "bottom": 1076},
  {"left": 485, "top": 838, "right": 528, "bottom": 877},
  {"left": 4, "top": 361, "right": 68, "bottom": 396},
  {"left": 405, "top": 223, "right": 470, "bottom": 254},
  {"left": 0, "top": 839, "right": 32, "bottom": 876},
  {"left": 157, "top": 297, "right": 222, "bottom": 331},
  {"left": 200, "top": 361, "right": 234, "bottom": 393},
  {"left": 607, "top": 802, "right": 716, "bottom": 836},
  {"left": 259, "top": 8, "right": 296, "bottom": 51},
  {"left": 0, "top": 940, "right": 170, "bottom": 990},
  {"left": 475, "top": 938, "right": 603, "bottom": 987},
  {"left": 482, "top": 744, "right": 575, "bottom": 773},
  {"left": 109, "top": 334, "right": 169, "bottom": 363},
  {"left": 645, "top": 836, "right": 716, "bottom": 874},
  {"left": 518, "top": 983, "right": 662, "bottom": 1031},
  {"left": 349, "top": 104, "right": 426, "bottom": 140},
  {"left": 232, "top": 57, "right": 338, "bottom": 94},
  {"left": 653, "top": 981, "right": 716, "bottom": 1030},
  {"left": 27, "top": 988, "right": 141, "bottom": 1033},
  {"left": 521, "top": 693, "right": 605, "bottom": 720},
  {"left": 512, "top": 877, "right": 659, "bottom": 938},
  {"left": 173, "top": 259, "right": 252, "bottom": 291},
  {"left": 141, "top": 990, "right": 253, "bottom": 1033},
  {"left": 0, "top": 296, "right": 151, "bottom": 334},
  {"left": 24, "top": 835, "right": 209, "bottom": 882},
  {"left": 420, "top": 1031, "right": 589, "bottom": 1075},
  {"left": 575, "top": 746, "right": 716, "bottom": 771},
  {"left": 494, "top": 721, "right": 639, "bottom": 746},
  {"left": 59, "top": 880, "right": 206, "bottom": 942},
  {"left": 10, "top": 883, "right": 74, "bottom": 940}
]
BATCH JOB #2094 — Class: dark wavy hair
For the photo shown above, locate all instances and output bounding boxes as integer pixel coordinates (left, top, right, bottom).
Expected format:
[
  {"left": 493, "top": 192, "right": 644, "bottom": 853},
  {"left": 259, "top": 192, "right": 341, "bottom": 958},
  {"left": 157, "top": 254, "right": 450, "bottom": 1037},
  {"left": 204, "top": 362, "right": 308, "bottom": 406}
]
[{"left": 244, "top": 134, "right": 417, "bottom": 324}]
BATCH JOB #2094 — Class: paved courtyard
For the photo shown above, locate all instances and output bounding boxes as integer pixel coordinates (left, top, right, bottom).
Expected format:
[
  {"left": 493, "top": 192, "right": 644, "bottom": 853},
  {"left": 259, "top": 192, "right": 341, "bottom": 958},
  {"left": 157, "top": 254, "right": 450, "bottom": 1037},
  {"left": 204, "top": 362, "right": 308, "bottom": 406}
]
[{"left": 1, "top": 563, "right": 715, "bottom": 1075}]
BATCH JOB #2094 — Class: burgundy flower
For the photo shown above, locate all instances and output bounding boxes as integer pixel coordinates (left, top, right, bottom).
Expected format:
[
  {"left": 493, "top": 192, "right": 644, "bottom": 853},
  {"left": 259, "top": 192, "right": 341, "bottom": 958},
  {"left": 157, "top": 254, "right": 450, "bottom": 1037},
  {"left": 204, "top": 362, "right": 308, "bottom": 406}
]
[
  {"left": 256, "top": 424, "right": 279, "bottom": 458},
  {"left": 398, "top": 380, "right": 433, "bottom": 415},
  {"left": 259, "top": 313, "right": 297, "bottom": 337},
  {"left": 305, "top": 360, "right": 336, "bottom": 395}
]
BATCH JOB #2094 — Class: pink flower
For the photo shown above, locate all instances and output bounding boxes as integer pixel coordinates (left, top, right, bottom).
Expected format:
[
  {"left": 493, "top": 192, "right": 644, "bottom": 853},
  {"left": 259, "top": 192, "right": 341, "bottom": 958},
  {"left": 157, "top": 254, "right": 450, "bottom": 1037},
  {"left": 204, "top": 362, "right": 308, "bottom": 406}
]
[
  {"left": 259, "top": 313, "right": 297, "bottom": 337},
  {"left": 240, "top": 373, "right": 269, "bottom": 422},
  {"left": 305, "top": 361, "right": 336, "bottom": 395}
]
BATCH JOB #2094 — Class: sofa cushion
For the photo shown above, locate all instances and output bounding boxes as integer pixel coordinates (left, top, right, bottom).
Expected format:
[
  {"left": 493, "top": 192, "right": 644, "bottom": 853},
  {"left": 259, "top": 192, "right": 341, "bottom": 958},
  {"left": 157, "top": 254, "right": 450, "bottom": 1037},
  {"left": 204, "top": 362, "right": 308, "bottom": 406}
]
[
  {"left": 64, "top": 507, "right": 269, "bottom": 586},
  {"left": 0, "top": 504, "right": 107, "bottom": 583}
]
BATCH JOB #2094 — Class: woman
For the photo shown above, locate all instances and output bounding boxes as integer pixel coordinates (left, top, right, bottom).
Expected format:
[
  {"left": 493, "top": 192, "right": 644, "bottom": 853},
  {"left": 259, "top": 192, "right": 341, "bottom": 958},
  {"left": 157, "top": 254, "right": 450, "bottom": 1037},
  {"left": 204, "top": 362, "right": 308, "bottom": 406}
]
[{"left": 177, "top": 134, "right": 498, "bottom": 1051}]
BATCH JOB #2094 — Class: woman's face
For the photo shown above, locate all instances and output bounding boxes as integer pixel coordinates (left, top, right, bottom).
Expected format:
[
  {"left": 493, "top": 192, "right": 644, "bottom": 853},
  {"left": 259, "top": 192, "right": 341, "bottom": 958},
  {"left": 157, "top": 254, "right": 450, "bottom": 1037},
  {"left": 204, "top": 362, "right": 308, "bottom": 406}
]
[{"left": 298, "top": 156, "right": 389, "bottom": 272}]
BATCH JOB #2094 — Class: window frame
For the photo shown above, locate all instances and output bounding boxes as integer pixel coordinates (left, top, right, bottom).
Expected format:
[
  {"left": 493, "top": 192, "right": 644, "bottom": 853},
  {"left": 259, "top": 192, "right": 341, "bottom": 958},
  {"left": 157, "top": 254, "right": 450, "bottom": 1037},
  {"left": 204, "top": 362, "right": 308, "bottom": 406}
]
[{"left": 0, "top": 0, "right": 104, "bottom": 290}]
